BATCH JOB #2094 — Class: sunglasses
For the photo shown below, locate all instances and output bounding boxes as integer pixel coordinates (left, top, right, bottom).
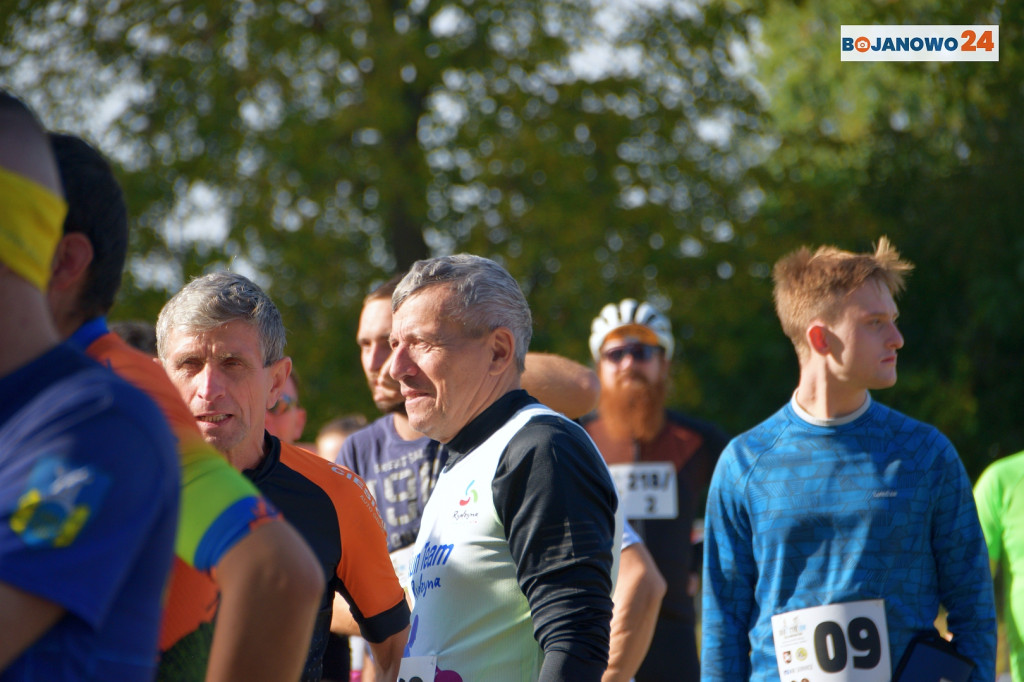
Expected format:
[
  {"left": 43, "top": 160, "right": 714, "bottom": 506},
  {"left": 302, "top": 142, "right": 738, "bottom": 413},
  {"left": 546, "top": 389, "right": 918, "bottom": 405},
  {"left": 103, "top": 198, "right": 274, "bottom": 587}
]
[
  {"left": 269, "top": 393, "right": 299, "bottom": 416},
  {"left": 601, "top": 344, "right": 663, "bottom": 364}
]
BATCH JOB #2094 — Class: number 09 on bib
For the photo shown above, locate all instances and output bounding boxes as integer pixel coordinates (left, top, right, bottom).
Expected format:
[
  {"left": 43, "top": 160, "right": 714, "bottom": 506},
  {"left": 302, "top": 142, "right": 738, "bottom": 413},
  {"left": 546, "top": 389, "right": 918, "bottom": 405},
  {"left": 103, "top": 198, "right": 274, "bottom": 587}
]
[{"left": 771, "top": 599, "right": 891, "bottom": 682}]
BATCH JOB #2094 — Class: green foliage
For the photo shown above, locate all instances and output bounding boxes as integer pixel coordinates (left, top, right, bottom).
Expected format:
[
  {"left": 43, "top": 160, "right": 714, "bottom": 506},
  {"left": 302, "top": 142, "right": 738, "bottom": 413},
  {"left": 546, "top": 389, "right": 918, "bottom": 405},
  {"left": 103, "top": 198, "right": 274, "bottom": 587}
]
[
  {"left": 747, "top": 0, "right": 1022, "bottom": 476},
  {"left": 2, "top": 0, "right": 767, "bottom": 437},
  {"left": 3, "top": 0, "right": 1021, "bottom": 476}
]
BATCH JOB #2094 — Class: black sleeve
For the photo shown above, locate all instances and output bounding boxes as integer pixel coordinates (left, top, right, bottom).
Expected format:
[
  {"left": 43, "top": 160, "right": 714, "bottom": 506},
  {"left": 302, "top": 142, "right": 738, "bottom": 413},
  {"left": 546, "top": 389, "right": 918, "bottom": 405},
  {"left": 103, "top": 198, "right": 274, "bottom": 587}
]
[{"left": 492, "top": 417, "right": 617, "bottom": 681}]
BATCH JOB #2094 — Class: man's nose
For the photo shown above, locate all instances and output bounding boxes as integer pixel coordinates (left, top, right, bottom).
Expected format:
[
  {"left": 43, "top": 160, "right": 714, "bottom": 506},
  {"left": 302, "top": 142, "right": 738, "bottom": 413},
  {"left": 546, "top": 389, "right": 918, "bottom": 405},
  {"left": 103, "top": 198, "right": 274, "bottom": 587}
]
[
  {"left": 388, "top": 343, "right": 415, "bottom": 382},
  {"left": 888, "top": 322, "right": 905, "bottom": 349},
  {"left": 195, "top": 364, "right": 225, "bottom": 399},
  {"left": 370, "top": 341, "right": 391, "bottom": 372}
]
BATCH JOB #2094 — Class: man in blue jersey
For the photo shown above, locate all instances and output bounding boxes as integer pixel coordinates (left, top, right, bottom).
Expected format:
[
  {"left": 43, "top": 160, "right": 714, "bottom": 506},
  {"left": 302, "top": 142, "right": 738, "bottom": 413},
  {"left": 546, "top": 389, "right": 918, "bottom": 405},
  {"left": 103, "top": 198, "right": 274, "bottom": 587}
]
[
  {"left": 0, "top": 91, "right": 179, "bottom": 680},
  {"left": 701, "top": 237, "right": 996, "bottom": 681}
]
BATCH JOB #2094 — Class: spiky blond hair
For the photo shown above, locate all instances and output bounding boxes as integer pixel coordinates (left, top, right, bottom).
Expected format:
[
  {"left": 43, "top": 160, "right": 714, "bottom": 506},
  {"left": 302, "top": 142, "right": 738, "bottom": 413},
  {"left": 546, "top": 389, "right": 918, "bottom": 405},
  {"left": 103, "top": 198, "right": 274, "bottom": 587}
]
[{"left": 772, "top": 236, "right": 913, "bottom": 357}]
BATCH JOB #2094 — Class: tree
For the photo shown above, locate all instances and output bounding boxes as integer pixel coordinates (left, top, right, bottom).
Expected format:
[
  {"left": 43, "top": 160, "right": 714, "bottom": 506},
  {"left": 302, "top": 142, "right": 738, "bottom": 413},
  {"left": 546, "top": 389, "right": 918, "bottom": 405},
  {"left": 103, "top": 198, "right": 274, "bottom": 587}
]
[
  {"left": 1, "top": 0, "right": 768, "bottom": 434},
  {"left": 746, "top": 0, "right": 1021, "bottom": 476},
  {"left": 10, "top": 0, "right": 1018, "bottom": 471}
]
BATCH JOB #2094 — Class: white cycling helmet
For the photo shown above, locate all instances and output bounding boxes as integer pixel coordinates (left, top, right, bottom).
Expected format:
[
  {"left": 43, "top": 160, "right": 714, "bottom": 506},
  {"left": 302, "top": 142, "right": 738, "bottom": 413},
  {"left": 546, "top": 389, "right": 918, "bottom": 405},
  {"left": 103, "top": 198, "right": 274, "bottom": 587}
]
[{"left": 589, "top": 298, "right": 674, "bottom": 361}]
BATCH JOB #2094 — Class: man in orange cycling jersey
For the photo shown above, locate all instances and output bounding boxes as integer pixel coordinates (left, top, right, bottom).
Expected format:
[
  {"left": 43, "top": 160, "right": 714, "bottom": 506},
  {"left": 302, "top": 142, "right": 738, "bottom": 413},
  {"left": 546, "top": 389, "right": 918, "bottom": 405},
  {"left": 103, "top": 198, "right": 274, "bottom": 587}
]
[
  {"left": 45, "top": 132, "right": 323, "bottom": 681},
  {"left": 157, "top": 272, "right": 410, "bottom": 682}
]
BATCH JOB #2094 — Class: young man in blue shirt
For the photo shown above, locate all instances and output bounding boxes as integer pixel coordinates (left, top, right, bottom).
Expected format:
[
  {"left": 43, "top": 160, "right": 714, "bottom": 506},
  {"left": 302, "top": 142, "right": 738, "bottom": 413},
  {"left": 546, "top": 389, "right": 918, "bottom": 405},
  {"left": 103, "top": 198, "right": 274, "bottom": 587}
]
[{"left": 702, "top": 237, "right": 995, "bottom": 682}]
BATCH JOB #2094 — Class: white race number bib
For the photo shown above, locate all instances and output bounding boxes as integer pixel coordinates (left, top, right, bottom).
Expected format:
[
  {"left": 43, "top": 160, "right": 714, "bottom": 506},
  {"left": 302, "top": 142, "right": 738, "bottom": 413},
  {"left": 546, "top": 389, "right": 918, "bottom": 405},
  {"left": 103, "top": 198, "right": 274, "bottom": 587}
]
[
  {"left": 608, "top": 462, "right": 677, "bottom": 520},
  {"left": 771, "top": 599, "right": 890, "bottom": 681},
  {"left": 398, "top": 655, "right": 436, "bottom": 682}
]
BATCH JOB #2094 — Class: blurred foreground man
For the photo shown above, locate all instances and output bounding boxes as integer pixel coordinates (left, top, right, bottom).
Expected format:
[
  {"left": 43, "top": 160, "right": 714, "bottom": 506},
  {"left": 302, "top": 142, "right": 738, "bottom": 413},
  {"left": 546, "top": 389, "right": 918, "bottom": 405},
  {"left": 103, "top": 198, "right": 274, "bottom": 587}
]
[
  {"left": 391, "top": 254, "right": 619, "bottom": 682},
  {"left": 0, "top": 91, "right": 178, "bottom": 680}
]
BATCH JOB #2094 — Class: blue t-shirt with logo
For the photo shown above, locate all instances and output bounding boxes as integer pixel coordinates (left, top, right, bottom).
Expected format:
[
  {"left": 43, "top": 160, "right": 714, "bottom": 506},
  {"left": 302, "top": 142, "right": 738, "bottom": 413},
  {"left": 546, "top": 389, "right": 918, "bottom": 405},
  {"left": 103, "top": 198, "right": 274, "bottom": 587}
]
[
  {"left": 335, "top": 414, "right": 443, "bottom": 552},
  {"left": 0, "top": 343, "right": 179, "bottom": 681}
]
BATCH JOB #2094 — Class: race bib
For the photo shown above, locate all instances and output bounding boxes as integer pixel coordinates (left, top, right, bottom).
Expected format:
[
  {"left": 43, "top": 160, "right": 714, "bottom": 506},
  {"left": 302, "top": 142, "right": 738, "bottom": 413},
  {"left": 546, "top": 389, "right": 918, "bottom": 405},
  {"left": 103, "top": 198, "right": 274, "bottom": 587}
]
[
  {"left": 771, "top": 599, "right": 891, "bottom": 681},
  {"left": 398, "top": 655, "right": 436, "bottom": 682},
  {"left": 608, "top": 462, "right": 678, "bottom": 520}
]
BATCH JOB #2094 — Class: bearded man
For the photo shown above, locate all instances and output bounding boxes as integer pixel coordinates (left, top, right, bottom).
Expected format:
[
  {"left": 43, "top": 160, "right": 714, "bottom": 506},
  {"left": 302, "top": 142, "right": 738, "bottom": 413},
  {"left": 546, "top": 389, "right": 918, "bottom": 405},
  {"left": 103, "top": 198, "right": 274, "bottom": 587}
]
[{"left": 581, "top": 299, "right": 728, "bottom": 682}]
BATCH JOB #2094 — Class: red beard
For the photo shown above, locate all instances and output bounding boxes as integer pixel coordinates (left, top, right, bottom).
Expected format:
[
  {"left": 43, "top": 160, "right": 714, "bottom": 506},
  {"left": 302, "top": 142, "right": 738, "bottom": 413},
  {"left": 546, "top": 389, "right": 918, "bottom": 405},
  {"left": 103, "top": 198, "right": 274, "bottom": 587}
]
[{"left": 598, "top": 372, "right": 667, "bottom": 443}]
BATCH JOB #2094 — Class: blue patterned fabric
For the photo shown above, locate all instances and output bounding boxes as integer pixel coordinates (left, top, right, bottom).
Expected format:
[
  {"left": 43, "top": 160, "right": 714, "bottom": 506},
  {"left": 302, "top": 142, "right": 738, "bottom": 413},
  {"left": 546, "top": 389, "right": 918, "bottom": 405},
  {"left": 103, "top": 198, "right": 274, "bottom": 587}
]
[
  {"left": 701, "top": 398, "right": 995, "bottom": 682},
  {"left": 0, "top": 344, "right": 178, "bottom": 681}
]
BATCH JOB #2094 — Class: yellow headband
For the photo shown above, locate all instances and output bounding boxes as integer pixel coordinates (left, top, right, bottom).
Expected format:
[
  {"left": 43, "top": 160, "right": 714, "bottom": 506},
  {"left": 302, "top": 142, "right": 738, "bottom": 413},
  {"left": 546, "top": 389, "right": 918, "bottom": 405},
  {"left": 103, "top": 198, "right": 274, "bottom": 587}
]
[{"left": 0, "top": 164, "right": 67, "bottom": 291}]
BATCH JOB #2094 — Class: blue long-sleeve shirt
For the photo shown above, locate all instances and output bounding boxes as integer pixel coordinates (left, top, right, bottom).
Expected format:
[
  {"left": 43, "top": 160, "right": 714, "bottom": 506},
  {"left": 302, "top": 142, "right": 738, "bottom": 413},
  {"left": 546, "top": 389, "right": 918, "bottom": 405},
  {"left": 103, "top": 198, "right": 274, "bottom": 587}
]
[{"left": 701, "top": 396, "right": 995, "bottom": 682}]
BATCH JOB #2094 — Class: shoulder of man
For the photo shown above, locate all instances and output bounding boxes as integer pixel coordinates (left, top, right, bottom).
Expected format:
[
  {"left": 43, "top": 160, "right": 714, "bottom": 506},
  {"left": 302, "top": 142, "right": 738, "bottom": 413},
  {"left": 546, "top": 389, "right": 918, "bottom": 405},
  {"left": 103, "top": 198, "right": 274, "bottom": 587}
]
[
  {"left": 665, "top": 408, "right": 729, "bottom": 442},
  {"left": 339, "top": 414, "right": 391, "bottom": 452},
  {"left": 869, "top": 400, "right": 959, "bottom": 462},
  {"left": 279, "top": 440, "right": 380, "bottom": 510},
  {"left": 503, "top": 412, "right": 606, "bottom": 472},
  {"left": 712, "top": 404, "right": 793, "bottom": 476},
  {"left": 515, "top": 409, "right": 592, "bottom": 440},
  {"left": 278, "top": 441, "right": 392, "bottom": 587}
]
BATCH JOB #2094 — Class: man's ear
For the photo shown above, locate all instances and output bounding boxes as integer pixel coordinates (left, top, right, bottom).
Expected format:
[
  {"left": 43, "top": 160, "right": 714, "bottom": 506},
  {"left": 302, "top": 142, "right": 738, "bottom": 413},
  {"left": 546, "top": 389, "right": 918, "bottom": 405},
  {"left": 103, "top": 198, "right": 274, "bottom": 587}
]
[
  {"left": 49, "top": 233, "right": 93, "bottom": 292},
  {"left": 807, "top": 322, "right": 830, "bottom": 355},
  {"left": 267, "top": 356, "right": 293, "bottom": 409},
  {"left": 488, "top": 328, "right": 516, "bottom": 375}
]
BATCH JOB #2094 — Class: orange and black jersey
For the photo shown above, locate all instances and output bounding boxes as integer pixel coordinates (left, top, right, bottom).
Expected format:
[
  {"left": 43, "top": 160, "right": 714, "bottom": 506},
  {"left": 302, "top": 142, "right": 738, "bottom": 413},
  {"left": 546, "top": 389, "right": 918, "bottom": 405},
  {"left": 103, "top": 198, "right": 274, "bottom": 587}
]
[{"left": 245, "top": 433, "right": 409, "bottom": 681}]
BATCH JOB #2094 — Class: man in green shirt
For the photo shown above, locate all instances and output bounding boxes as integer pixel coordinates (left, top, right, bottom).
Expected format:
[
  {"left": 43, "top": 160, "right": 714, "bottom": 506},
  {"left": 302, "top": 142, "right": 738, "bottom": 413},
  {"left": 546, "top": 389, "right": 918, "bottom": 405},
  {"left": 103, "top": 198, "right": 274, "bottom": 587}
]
[{"left": 975, "top": 451, "right": 1024, "bottom": 682}]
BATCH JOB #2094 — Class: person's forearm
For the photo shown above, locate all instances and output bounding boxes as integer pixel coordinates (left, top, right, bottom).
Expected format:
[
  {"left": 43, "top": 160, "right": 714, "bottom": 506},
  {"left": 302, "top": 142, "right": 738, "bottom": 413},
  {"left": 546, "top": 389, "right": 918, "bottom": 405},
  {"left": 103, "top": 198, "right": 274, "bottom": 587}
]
[
  {"left": 0, "top": 582, "right": 64, "bottom": 671},
  {"left": 206, "top": 522, "right": 324, "bottom": 682},
  {"left": 330, "top": 593, "right": 362, "bottom": 637},
  {"left": 603, "top": 544, "right": 666, "bottom": 682},
  {"left": 367, "top": 625, "right": 410, "bottom": 682}
]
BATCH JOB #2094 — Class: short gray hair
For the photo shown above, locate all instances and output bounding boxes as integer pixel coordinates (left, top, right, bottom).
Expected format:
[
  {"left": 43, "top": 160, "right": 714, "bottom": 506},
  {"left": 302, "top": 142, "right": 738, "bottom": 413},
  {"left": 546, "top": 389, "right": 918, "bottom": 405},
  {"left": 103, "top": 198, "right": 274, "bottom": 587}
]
[
  {"left": 393, "top": 254, "right": 532, "bottom": 372},
  {"left": 156, "top": 271, "right": 286, "bottom": 366}
]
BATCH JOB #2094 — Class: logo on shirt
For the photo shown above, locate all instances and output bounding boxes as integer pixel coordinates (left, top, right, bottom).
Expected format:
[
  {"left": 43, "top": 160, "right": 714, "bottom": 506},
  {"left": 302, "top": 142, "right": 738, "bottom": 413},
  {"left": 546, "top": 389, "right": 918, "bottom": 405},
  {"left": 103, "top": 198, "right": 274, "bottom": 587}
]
[
  {"left": 9, "top": 455, "right": 110, "bottom": 548},
  {"left": 459, "top": 480, "right": 478, "bottom": 506},
  {"left": 411, "top": 539, "right": 454, "bottom": 572},
  {"left": 452, "top": 480, "right": 480, "bottom": 523}
]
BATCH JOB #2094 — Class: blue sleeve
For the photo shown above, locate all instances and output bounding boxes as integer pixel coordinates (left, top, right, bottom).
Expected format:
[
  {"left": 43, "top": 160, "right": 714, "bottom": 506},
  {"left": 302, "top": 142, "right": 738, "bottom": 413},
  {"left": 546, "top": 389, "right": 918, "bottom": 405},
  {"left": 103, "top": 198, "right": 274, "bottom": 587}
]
[
  {"left": 0, "top": 376, "right": 179, "bottom": 629},
  {"left": 701, "top": 441, "right": 755, "bottom": 681},
  {"left": 931, "top": 438, "right": 996, "bottom": 682},
  {"left": 621, "top": 520, "right": 641, "bottom": 550}
]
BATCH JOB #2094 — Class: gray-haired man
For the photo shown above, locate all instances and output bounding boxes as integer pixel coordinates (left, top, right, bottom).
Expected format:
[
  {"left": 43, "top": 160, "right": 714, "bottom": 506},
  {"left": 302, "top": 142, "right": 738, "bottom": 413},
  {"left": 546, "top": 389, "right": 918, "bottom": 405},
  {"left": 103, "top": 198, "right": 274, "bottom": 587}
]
[
  {"left": 390, "top": 254, "right": 620, "bottom": 682},
  {"left": 156, "top": 272, "right": 410, "bottom": 681}
]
